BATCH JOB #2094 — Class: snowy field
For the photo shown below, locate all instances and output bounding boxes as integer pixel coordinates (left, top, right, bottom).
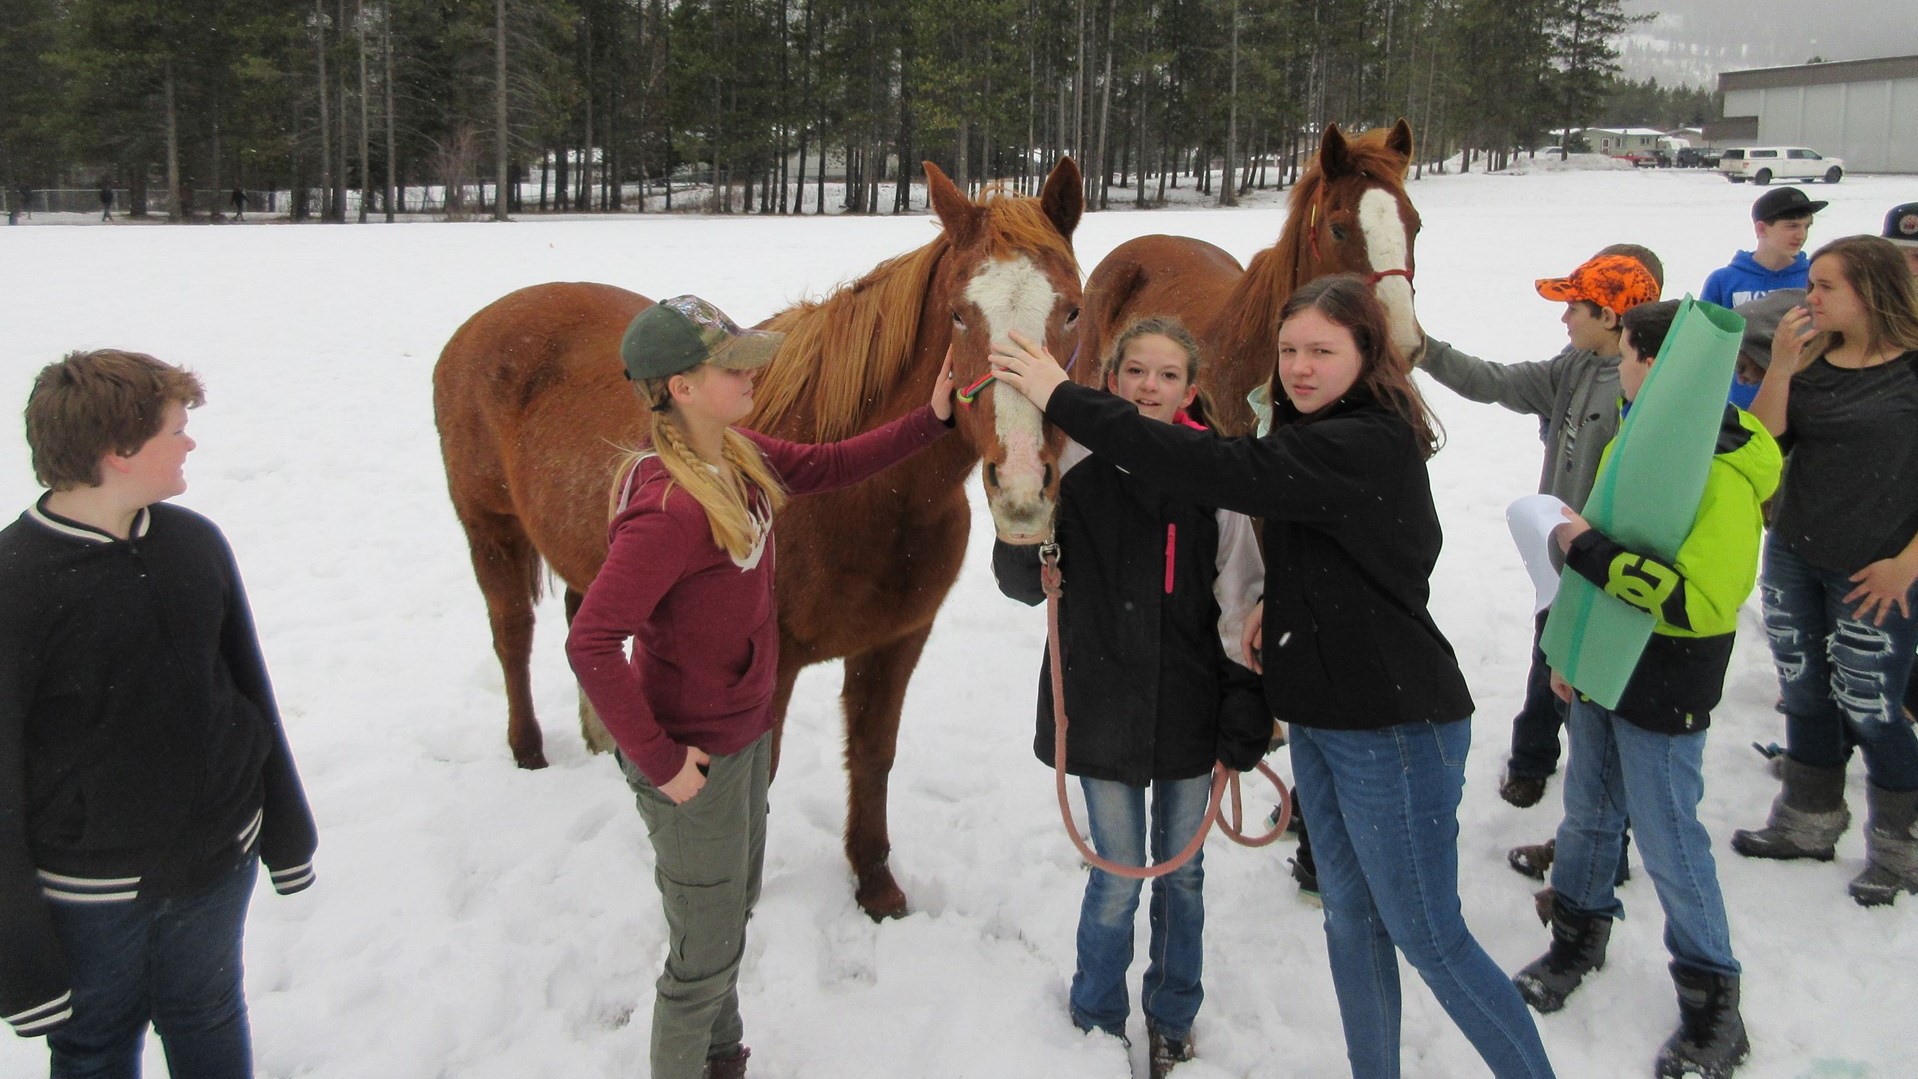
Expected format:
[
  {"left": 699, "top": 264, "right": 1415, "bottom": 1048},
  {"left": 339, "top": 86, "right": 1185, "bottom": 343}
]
[{"left": 2, "top": 167, "right": 1914, "bottom": 1079}]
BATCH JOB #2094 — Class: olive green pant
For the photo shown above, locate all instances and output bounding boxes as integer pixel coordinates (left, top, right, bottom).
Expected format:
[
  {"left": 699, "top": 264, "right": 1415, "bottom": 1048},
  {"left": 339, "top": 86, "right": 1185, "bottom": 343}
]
[{"left": 623, "top": 733, "right": 770, "bottom": 1079}]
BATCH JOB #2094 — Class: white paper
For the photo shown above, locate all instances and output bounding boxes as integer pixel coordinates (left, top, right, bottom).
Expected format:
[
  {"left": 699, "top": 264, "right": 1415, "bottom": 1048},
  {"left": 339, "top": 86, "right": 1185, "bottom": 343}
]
[{"left": 1507, "top": 493, "right": 1571, "bottom": 614}]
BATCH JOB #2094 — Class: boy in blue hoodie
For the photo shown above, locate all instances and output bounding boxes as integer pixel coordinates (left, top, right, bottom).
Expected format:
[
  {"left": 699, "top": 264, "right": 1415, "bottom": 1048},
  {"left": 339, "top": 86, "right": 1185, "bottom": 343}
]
[{"left": 1701, "top": 187, "right": 1823, "bottom": 314}]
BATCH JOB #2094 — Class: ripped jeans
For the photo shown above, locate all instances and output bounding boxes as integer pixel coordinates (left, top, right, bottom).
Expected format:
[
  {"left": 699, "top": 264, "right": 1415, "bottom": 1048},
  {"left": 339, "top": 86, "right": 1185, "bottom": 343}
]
[{"left": 1761, "top": 536, "right": 1918, "bottom": 792}]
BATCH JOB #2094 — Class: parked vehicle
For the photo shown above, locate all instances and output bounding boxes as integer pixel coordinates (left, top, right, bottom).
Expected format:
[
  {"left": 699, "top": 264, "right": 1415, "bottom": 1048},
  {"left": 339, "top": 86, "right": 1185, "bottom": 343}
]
[
  {"left": 1719, "top": 146, "right": 1845, "bottom": 185},
  {"left": 1676, "top": 147, "right": 1721, "bottom": 169}
]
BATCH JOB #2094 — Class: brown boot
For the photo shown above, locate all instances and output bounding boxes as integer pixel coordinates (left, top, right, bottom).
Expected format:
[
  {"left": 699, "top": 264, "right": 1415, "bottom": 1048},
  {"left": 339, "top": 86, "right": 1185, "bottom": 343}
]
[
  {"left": 704, "top": 1045, "right": 749, "bottom": 1079},
  {"left": 1148, "top": 1027, "right": 1193, "bottom": 1079}
]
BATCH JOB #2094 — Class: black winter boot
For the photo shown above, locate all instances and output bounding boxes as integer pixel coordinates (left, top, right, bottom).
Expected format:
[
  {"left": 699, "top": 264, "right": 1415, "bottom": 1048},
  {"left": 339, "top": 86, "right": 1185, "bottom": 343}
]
[
  {"left": 1731, "top": 757, "right": 1849, "bottom": 860},
  {"left": 1655, "top": 964, "right": 1748, "bottom": 1079},
  {"left": 1849, "top": 783, "right": 1918, "bottom": 907},
  {"left": 1512, "top": 896, "right": 1612, "bottom": 1013},
  {"left": 1291, "top": 806, "right": 1319, "bottom": 905}
]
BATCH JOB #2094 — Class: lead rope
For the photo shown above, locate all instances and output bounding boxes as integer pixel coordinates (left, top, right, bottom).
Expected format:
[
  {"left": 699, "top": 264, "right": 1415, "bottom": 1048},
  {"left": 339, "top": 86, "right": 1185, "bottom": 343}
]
[{"left": 1040, "top": 543, "right": 1290, "bottom": 881}]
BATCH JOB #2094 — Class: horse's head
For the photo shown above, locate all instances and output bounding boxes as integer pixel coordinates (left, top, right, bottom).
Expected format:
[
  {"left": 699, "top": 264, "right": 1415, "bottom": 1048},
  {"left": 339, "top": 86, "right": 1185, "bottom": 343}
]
[
  {"left": 1297, "top": 119, "right": 1423, "bottom": 357},
  {"left": 928, "top": 158, "right": 1084, "bottom": 545}
]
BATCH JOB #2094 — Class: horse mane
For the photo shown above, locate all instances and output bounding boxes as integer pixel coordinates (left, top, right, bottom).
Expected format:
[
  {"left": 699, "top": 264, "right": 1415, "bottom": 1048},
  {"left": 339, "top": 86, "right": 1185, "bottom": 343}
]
[
  {"left": 1214, "top": 128, "right": 1412, "bottom": 380},
  {"left": 750, "top": 189, "right": 1077, "bottom": 442}
]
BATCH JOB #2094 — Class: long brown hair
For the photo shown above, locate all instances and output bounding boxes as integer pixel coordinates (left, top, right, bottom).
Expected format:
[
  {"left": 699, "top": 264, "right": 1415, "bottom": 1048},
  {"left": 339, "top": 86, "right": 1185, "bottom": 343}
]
[
  {"left": 610, "top": 372, "right": 790, "bottom": 561},
  {"left": 1276, "top": 274, "right": 1442, "bottom": 458},
  {"left": 1802, "top": 235, "right": 1918, "bottom": 362}
]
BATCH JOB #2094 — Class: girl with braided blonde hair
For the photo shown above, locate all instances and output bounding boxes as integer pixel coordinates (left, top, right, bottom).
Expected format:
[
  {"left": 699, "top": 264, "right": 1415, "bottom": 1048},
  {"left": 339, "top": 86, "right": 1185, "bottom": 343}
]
[{"left": 566, "top": 295, "right": 955, "bottom": 1079}]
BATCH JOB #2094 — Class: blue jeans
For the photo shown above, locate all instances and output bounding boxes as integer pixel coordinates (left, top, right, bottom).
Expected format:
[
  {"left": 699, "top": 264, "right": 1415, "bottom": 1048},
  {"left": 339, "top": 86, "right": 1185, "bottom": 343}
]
[
  {"left": 1070, "top": 774, "right": 1211, "bottom": 1042},
  {"left": 46, "top": 858, "right": 258, "bottom": 1079},
  {"left": 1550, "top": 700, "right": 1739, "bottom": 977},
  {"left": 1290, "top": 721, "right": 1554, "bottom": 1079},
  {"left": 1508, "top": 610, "right": 1569, "bottom": 780},
  {"left": 1762, "top": 537, "right": 1918, "bottom": 791}
]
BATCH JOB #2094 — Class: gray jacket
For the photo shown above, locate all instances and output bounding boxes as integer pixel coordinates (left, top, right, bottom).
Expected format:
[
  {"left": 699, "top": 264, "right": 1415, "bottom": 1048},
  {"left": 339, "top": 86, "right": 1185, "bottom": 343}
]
[{"left": 1419, "top": 339, "right": 1621, "bottom": 513}]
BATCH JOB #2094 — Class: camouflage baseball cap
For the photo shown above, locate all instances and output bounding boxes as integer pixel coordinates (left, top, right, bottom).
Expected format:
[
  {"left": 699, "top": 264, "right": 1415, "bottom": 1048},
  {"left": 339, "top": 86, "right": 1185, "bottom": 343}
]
[
  {"left": 619, "top": 294, "right": 785, "bottom": 381},
  {"left": 1535, "top": 254, "right": 1661, "bottom": 317}
]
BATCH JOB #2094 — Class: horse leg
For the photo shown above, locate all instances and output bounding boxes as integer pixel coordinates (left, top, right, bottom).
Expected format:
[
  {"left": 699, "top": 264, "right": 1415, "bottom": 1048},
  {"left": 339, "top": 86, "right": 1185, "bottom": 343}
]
[
  {"left": 841, "top": 626, "right": 934, "bottom": 921},
  {"left": 767, "top": 656, "right": 805, "bottom": 784},
  {"left": 563, "top": 588, "right": 618, "bottom": 755},
  {"left": 458, "top": 510, "right": 548, "bottom": 769}
]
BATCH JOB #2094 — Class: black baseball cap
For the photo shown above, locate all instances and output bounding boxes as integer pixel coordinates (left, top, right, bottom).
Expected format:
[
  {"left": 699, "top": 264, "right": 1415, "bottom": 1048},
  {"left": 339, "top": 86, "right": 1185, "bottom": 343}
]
[
  {"left": 1883, "top": 202, "right": 1918, "bottom": 249},
  {"left": 1752, "top": 187, "right": 1826, "bottom": 223}
]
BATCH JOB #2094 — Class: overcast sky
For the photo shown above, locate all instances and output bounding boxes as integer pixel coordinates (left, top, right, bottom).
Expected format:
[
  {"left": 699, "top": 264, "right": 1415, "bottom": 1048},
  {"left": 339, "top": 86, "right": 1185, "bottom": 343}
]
[{"left": 1619, "top": 0, "right": 1918, "bottom": 86}]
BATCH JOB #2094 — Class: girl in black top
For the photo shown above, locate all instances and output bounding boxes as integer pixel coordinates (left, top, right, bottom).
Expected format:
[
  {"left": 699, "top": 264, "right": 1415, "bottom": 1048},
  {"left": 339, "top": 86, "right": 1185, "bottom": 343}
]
[
  {"left": 991, "top": 276, "right": 1554, "bottom": 1078},
  {"left": 1734, "top": 235, "right": 1918, "bottom": 907}
]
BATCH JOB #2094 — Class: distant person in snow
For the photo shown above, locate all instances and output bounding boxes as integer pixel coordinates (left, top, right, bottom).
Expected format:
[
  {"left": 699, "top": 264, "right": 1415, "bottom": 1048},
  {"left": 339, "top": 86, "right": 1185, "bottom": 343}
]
[
  {"left": 230, "top": 188, "right": 248, "bottom": 219},
  {"left": 1701, "top": 188, "right": 1824, "bottom": 405},
  {"left": 0, "top": 349, "right": 319, "bottom": 1076},
  {"left": 97, "top": 184, "right": 111, "bottom": 221}
]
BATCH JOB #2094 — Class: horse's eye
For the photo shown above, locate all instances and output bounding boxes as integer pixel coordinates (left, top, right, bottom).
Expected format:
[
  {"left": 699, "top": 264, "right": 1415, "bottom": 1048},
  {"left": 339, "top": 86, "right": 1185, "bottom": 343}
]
[
  {"left": 1330, "top": 224, "right": 1348, "bottom": 242},
  {"left": 952, "top": 310, "right": 966, "bottom": 329},
  {"left": 1064, "top": 307, "right": 1081, "bottom": 327}
]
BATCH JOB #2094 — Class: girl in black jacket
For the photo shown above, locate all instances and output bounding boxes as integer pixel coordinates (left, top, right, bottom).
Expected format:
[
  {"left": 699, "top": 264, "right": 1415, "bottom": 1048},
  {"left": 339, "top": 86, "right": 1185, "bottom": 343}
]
[
  {"left": 992, "top": 317, "right": 1269, "bottom": 1077},
  {"left": 991, "top": 277, "right": 1555, "bottom": 1079}
]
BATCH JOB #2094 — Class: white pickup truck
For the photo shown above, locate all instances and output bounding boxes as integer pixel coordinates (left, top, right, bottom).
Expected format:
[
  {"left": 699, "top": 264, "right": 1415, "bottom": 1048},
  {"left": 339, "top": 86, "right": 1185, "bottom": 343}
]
[{"left": 1718, "top": 147, "right": 1845, "bottom": 185}]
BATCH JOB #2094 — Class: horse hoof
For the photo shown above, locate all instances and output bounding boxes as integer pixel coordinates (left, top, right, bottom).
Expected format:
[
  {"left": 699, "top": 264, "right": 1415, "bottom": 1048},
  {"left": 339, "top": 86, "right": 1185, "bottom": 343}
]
[
  {"left": 856, "top": 875, "right": 909, "bottom": 921},
  {"left": 513, "top": 750, "right": 550, "bottom": 770}
]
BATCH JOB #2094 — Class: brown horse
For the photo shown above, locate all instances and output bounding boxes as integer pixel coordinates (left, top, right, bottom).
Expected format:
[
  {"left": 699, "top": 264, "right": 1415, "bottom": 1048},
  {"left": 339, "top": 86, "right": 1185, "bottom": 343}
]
[
  {"left": 1083, "top": 120, "right": 1421, "bottom": 435},
  {"left": 433, "top": 159, "right": 1084, "bottom": 919}
]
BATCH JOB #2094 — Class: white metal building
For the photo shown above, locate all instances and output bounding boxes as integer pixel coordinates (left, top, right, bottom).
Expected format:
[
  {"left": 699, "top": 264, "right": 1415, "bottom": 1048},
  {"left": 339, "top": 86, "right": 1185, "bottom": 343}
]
[{"left": 1706, "top": 54, "right": 1918, "bottom": 173}]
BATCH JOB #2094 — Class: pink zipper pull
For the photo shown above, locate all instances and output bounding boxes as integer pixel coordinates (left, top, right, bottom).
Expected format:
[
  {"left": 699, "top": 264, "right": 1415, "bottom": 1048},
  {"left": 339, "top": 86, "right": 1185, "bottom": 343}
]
[{"left": 1165, "top": 524, "right": 1177, "bottom": 594}]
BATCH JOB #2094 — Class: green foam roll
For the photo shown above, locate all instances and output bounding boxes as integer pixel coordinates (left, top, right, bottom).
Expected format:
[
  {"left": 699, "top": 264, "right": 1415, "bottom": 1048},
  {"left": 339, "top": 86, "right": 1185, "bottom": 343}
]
[{"left": 1541, "top": 297, "right": 1744, "bottom": 709}]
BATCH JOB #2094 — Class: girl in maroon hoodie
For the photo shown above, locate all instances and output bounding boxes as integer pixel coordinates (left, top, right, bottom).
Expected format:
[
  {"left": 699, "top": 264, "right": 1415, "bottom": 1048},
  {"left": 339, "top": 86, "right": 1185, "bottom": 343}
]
[{"left": 566, "top": 295, "right": 953, "bottom": 1079}]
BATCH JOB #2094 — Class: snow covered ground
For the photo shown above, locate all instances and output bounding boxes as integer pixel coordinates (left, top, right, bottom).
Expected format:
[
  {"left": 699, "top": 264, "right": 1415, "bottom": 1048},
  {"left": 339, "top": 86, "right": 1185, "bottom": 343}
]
[{"left": 2, "top": 167, "right": 1913, "bottom": 1079}]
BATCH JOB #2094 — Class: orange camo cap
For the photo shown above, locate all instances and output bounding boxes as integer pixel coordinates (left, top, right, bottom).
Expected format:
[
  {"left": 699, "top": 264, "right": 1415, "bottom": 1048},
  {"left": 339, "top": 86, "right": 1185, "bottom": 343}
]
[{"left": 1534, "top": 254, "right": 1661, "bottom": 316}]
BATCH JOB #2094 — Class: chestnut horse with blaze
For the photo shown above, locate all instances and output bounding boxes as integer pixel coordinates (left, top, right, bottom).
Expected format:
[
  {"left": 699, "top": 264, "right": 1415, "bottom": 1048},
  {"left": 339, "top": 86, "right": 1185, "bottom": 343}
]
[
  {"left": 433, "top": 160, "right": 1085, "bottom": 919},
  {"left": 1084, "top": 120, "right": 1422, "bottom": 435}
]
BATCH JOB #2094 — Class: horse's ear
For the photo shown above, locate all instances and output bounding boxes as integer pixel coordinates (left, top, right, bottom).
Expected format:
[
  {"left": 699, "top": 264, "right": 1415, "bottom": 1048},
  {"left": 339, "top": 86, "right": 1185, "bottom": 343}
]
[
  {"left": 1039, "top": 157, "right": 1083, "bottom": 241},
  {"left": 925, "top": 161, "right": 981, "bottom": 248},
  {"left": 1386, "top": 117, "right": 1415, "bottom": 166},
  {"left": 1318, "top": 124, "right": 1352, "bottom": 177}
]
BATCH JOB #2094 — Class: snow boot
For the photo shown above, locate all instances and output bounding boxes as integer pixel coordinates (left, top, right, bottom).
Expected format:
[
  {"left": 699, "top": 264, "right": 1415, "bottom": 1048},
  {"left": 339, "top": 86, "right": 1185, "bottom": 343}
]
[
  {"left": 1507, "top": 837, "right": 1631, "bottom": 885},
  {"left": 1849, "top": 783, "right": 1918, "bottom": 907},
  {"left": 1730, "top": 757, "right": 1850, "bottom": 861},
  {"left": 1147, "top": 1026, "right": 1194, "bottom": 1079},
  {"left": 1500, "top": 768, "right": 1549, "bottom": 809},
  {"left": 704, "top": 1045, "right": 749, "bottom": 1079},
  {"left": 1512, "top": 895, "right": 1612, "bottom": 1013},
  {"left": 1654, "top": 964, "right": 1748, "bottom": 1079}
]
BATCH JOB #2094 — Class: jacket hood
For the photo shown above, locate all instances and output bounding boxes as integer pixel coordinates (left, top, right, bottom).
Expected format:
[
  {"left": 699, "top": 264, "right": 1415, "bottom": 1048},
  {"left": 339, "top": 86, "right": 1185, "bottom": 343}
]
[
  {"left": 1729, "top": 249, "right": 1809, "bottom": 284},
  {"left": 1717, "top": 405, "right": 1783, "bottom": 504}
]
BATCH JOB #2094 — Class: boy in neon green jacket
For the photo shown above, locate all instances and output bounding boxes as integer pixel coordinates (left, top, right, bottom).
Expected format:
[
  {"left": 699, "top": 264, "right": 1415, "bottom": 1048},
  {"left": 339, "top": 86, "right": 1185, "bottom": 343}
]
[{"left": 1513, "top": 299, "right": 1781, "bottom": 1079}]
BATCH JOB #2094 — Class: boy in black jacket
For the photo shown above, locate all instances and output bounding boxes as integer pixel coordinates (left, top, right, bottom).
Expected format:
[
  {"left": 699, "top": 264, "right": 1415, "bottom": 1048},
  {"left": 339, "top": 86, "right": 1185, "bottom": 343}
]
[{"left": 1, "top": 350, "right": 317, "bottom": 1077}]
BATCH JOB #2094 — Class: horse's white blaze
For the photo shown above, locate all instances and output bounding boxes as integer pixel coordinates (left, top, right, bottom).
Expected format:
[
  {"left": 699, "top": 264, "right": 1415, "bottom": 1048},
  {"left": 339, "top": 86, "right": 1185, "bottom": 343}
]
[
  {"left": 966, "top": 254, "right": 1057, "bottom": 540},
  {"left": 1358, "top": 186, "right": 1422, "bottom": 353}
]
